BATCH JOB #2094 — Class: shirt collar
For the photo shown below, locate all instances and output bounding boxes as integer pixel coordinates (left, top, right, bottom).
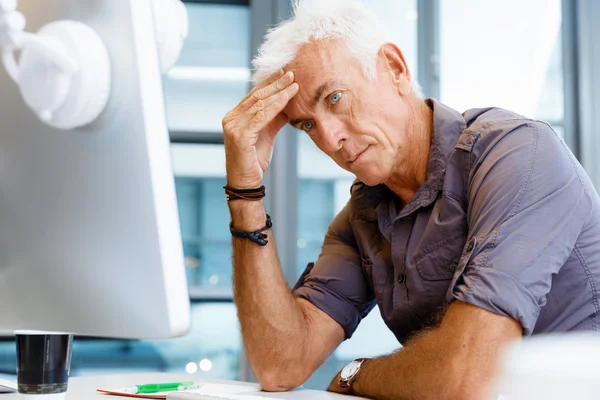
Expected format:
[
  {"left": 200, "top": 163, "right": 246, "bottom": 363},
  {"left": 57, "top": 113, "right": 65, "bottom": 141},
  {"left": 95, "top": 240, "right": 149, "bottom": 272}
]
[{"left": 363, "top": 98, "right": 466, "bottom": 213}]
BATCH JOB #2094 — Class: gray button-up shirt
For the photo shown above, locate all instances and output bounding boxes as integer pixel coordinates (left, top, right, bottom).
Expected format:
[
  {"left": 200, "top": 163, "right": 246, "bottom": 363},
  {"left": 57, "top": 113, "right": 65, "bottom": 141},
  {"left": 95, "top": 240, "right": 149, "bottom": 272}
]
[{"left": 293, "top": 99, "right": 600, "bottom": 343}]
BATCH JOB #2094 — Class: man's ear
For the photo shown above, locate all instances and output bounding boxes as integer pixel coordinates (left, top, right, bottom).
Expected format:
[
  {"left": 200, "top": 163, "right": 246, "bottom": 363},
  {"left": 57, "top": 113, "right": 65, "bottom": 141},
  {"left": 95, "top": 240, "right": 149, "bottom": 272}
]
[{"left": 380, "top": 43, "right": 412, "bottom": 96}]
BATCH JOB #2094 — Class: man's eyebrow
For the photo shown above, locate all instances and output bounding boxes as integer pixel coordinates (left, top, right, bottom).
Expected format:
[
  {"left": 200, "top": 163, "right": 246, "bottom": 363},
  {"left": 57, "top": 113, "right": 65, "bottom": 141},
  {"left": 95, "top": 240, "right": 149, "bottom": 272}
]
[
  {"left": 289, "top": 118, "right": 303, "bottom": 127},
  {"left": 311, "top": 79, "right": 338, "bottom": 106},
  {"left": 288, "top": 79, "right": 340, "bottom": 127}
]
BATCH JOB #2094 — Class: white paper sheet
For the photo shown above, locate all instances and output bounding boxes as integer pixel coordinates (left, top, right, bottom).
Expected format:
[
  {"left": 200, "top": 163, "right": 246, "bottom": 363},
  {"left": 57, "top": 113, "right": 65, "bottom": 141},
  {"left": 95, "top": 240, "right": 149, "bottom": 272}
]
[
  {"left": 166, "top": 383, "right": 273, "bottom": 399},
  {"left": 98, "top": 383, "right": 266, "bottom": 399},
  {"left": 0, "top": 378, "right": 17, "bottom": 393}
]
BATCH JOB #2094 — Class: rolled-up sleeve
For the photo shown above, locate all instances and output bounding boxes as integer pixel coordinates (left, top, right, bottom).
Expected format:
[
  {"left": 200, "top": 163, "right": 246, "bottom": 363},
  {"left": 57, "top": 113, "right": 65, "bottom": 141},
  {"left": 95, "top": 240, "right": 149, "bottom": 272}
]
[
  {"left": 450, "top": 121, "right": 592, "bottom": 335},
  {"left": 293, "top": 203, "right": 376, "bottom": 339}
]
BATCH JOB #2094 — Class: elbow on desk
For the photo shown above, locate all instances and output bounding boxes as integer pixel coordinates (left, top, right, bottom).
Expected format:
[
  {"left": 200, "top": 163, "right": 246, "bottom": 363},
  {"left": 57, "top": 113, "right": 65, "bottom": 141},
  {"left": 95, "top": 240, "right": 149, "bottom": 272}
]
[{"left": 255, "top": 365, "right": 310, "bottom": 392}]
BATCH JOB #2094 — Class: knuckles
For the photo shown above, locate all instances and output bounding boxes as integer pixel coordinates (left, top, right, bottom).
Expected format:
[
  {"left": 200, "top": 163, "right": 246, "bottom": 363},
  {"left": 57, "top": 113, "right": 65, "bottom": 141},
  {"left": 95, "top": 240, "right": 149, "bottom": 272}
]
[
  {"left": 255, "top": 110, "right": 268, "bottom": 121},
  {"left": 251, "top": 90, "right": 263, "bottom": 102},
  {"left": 222, "top": 119, "right": 241, "bottom": 139},
  {"left": 223, "top": 82, "right": 289, "bottom": 138},
  {"left": 222, "top": 117, "right": 235, "bottom": 135},
  {"left": 255, "top": 99, "right": 265, "bottom": 112}
]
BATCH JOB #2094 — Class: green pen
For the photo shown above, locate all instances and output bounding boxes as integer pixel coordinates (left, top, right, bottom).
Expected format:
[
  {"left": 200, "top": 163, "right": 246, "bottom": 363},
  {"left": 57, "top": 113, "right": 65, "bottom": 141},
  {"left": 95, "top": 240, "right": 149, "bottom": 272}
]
[{"left": 123, "top": 381, "right": 202, "bottom": 394}]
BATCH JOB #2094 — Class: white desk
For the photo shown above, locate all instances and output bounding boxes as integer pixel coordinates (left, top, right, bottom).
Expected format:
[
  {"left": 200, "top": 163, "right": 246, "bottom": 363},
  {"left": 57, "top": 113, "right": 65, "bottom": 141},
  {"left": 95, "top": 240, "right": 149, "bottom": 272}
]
[{"left": 3, "top": 373, "right": 366, "bottom": 399}]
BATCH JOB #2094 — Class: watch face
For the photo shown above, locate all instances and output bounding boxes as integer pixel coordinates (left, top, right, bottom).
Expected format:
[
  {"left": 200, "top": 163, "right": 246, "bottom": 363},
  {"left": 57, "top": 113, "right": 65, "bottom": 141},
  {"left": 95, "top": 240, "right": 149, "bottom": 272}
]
[{"left": 340, "top": 360, "right": 361, "bottom": 380}]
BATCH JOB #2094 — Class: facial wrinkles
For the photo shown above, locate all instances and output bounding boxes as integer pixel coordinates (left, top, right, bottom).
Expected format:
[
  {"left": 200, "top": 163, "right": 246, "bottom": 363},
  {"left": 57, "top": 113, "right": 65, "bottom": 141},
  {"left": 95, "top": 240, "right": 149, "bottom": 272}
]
[
  {"left": 338, "top": 100, "right": 362, "bottom": 162},
  {"left": 331, "top": 69, "right": 376, "bottom": 163},
  {"left": 385, "top": 98, "right": 423, "bottom": 192},
  {"left": 283, "top": 47, "right": 324, "bottom": 126},
  {"left": 342, "top": 79, "right": 383, "bottom": 160},
  {"left": 285, "top": 40, "right": 389, "bottom": 169}
]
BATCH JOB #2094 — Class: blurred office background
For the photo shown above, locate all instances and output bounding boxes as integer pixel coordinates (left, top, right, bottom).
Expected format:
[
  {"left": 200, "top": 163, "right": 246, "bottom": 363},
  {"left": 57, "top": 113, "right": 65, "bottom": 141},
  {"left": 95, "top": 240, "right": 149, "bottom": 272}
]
[{"left": 1, "top": 0, "right": 600, "bottom": 390}]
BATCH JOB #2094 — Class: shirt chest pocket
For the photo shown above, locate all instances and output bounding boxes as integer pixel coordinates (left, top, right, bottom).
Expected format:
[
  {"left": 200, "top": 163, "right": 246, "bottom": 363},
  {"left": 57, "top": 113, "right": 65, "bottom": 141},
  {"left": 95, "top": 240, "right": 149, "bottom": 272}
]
[
  {"left": 414, "top": 232, "right": 466, "bottom": 280},
  {"left": 409, "top": 232, "right": 467, "bottom": 325}
]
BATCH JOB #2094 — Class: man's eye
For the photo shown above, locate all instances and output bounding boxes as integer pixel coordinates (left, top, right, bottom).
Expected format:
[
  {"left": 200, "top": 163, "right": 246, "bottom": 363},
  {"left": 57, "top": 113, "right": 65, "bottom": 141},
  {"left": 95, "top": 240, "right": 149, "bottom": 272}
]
[
  {"left": 331, "top": 92, "right": 342, "bottom": 104},
  {"left": 302, "top": 121, "right": 314, "bottom": 131}
]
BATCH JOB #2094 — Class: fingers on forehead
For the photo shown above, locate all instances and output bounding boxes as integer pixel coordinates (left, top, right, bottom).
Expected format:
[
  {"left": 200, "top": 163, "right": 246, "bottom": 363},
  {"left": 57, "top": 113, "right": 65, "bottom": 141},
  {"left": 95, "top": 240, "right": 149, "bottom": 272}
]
[{"left": 262, "top": 69, "right": 285, "bottom": 86}]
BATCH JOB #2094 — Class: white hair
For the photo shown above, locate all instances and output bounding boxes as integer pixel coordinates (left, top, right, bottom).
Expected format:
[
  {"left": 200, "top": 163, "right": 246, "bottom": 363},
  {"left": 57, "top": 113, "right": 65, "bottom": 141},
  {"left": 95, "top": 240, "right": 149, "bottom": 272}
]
[{"left": 251, "top": 0, "right": 388, "bottom": 86}]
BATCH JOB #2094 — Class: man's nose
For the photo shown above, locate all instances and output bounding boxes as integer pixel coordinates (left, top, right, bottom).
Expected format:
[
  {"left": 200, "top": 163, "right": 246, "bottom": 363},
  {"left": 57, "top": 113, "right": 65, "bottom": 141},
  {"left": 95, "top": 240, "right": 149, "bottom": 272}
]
[{"left": 318, "top": 119, "right": 348, "bottom": 153}]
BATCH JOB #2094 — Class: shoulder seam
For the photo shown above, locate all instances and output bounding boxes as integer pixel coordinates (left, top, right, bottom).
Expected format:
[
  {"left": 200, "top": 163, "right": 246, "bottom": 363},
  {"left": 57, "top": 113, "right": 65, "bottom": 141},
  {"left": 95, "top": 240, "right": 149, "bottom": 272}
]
[
  {"left": 507, "top": 122, "right": 539, "bottom": 218},
  {"left": 459, "top": 116, "right": 534, "bottom": 152}
]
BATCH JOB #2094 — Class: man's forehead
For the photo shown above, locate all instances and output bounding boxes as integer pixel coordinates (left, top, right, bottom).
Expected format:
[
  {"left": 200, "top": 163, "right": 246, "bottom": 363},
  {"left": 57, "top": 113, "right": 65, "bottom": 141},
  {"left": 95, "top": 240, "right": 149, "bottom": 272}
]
[
  {"left": 286, "top": 40, "right": 349, "bottom": 73},
  {"left": 289, "top": 42, "right": 366, "bottom": 84},
  {"left": 293, "top": 40, "right": 335, "bottom": 62},
  {"left": 285, "top": 48, "right": 326, "bottom": 81},
  {"left": 283, "top": 41, "right": 356, "bottom": 117}
]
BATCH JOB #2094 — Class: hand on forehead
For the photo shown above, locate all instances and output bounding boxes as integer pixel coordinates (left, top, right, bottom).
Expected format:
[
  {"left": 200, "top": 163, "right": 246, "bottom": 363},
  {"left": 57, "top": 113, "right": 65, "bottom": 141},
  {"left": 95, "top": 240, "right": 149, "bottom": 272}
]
[{"left": 282, "top": 40, "right": 362, "bottom": 116}]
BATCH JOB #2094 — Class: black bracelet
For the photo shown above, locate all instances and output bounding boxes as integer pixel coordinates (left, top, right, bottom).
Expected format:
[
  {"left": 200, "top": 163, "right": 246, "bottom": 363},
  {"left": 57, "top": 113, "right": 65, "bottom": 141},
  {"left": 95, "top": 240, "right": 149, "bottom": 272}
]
[
  {"left": 224, "top": 185, "right": 266, "bottom": 202},
  {"left": 229, "top": 214, "right": 272, "bottom": 246}
]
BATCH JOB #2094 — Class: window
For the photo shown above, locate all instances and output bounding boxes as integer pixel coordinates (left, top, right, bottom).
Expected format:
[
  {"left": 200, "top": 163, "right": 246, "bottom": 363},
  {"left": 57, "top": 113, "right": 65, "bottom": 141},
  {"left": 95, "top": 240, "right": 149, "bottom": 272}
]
[
  {"left": 164, "top": 2, "right": 250, "bottom": 137},
  {"left": 145, "top": 0, "right": 251, "bottom": 380},
  {"left": 171, "top": 144, "right": 232, "bottom": 298},
  {"left": 145, "top": 1, "right": 250, "bottom": 380},
  {"left": 0, "top": 304, "right": 240, "bottom": 379},
  {"left": 439, "top": 0, "right": 565, "bottom": 136},
  {"left": 296, "top": 0, "right": 418, "bottom": 389}
]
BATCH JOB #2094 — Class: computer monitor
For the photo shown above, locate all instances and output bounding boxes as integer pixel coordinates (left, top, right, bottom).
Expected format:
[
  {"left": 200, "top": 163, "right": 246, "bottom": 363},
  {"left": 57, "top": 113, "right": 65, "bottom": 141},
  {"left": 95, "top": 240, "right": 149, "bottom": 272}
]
[{"left": 0, "top": 0, "right": 191, "bottom": 339}]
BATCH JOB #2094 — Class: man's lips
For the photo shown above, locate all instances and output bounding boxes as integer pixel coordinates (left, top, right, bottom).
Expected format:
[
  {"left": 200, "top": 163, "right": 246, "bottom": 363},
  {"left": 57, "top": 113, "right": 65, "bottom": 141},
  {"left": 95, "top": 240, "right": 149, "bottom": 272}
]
[{"left": 348, "top": 146, "right": 370, "bottom": 165}]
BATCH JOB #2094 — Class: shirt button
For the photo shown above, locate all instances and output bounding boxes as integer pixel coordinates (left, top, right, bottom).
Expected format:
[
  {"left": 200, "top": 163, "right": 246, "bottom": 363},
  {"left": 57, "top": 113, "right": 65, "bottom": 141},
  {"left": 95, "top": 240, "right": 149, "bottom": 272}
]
[
  {"left": 467, "top": 240, "right": 474, "bottom": 252},
  {"left": 449, "top": 262, "right": 458, "bottom": 272},
  {"left": 397, "top": 273, "right": 406, "bottom": 284}
]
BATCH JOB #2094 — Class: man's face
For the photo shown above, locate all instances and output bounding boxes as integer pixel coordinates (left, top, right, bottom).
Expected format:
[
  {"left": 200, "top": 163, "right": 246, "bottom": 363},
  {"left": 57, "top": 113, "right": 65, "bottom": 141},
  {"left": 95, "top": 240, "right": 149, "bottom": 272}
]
[{"left": 283, "top": 40, "right": 414, "bottom": 186}]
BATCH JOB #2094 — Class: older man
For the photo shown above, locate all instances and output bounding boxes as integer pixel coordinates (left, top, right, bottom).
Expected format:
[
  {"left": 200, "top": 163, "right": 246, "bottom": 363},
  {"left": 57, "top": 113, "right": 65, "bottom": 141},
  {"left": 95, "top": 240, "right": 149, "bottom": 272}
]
[{"left": 221, "top": 1, "right": 600, "bottom": 399}]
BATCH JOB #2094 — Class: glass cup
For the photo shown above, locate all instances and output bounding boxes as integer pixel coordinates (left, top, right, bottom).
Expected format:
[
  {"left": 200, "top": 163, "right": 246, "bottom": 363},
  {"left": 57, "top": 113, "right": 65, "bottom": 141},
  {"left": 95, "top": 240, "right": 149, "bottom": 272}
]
[{"left": 15, "top": 331, "right": 73, "bottom": 397}]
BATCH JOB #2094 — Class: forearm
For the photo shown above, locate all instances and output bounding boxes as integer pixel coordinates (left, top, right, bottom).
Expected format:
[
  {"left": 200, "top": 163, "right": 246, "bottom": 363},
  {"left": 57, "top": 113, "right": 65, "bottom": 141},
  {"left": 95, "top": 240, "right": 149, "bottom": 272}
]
[
  {"left": 222, "top": 69, "right": 329, "bottom": 389},
  {"left": 350, "top": 302, "right": 515, "bottom": 400},
  {"left": 354, "top": 329, "right": 463, "bottom": 400},
  {"left": 229, "top": 200, "right": 310, "bottom": 388}
]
